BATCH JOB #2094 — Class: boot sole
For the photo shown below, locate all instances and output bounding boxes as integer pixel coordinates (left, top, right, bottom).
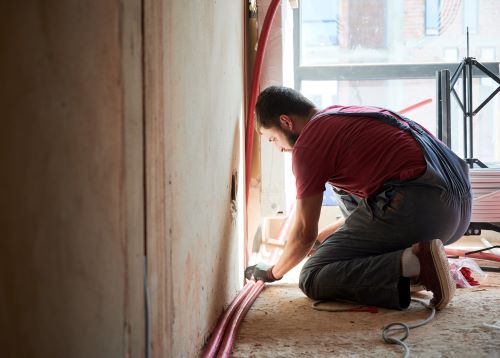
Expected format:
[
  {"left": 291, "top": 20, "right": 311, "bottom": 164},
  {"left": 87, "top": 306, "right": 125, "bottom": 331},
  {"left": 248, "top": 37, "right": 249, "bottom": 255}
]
[{"left": 430, "top": 239, "right": 455, "bottom": 310}]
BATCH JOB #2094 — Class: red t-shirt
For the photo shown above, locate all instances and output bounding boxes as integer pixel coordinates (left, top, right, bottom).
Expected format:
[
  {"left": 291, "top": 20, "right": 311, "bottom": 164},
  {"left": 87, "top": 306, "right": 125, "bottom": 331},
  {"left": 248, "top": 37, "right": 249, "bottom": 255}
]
[{"left": 292, "top": 105, "right": 427, "bottom": 199}]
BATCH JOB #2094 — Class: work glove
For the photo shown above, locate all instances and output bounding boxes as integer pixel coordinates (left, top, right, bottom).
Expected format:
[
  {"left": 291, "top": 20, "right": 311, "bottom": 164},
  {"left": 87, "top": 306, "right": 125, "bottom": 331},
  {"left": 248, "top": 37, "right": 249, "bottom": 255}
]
[{"left": 244, "top": 263, "right": 281, "bottom": 283}]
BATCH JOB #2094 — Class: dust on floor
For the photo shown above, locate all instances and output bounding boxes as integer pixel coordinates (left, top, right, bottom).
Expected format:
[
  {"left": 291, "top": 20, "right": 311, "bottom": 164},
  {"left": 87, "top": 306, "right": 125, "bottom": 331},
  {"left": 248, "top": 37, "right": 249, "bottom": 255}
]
[{"left": 232, "top": 269, "right": 500, "bottom": 357}]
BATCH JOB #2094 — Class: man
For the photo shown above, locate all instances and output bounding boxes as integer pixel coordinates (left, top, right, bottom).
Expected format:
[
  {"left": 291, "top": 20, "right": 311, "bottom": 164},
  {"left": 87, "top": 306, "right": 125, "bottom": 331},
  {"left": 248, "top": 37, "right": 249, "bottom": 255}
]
[{"left": 245, "top": 86, "right": 471, "bottom": 310}]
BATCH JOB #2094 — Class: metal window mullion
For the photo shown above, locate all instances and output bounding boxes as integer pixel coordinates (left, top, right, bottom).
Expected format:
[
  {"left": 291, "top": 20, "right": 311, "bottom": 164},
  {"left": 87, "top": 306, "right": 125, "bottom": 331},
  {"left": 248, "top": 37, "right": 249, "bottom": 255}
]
[
  {"left": 293, "top": 7, "right": 301, "bottom": 90},
  {"left": 295, "top": 63, "right": 500, "bottom": 82}
]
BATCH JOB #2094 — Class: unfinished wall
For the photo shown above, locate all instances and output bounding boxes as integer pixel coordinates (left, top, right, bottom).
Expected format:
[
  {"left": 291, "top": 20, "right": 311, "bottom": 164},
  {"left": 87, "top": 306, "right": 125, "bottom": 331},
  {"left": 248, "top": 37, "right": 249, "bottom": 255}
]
[
  {"left": 146, "top": 0, "right": 246, "bottom": 356},
  {"left": 0, "top": 1, "right": 145, "bottom": 357},
  {"left": 166, "top": 0, "right": 246, "bottom": 354}
]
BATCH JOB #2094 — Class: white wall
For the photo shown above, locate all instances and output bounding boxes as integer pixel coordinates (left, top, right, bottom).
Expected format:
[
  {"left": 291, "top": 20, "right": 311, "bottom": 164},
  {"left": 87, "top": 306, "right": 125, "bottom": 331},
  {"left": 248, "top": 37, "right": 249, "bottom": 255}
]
[{"left": 153, "top": 1, "right": 247, "bottom": 356}]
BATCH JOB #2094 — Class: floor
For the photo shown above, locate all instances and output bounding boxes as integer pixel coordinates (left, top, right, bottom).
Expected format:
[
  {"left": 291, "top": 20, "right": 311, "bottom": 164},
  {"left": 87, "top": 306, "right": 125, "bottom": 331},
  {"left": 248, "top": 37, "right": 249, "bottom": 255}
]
[{"left": 233, "top": 234, "right": 500, "bottom": 357}]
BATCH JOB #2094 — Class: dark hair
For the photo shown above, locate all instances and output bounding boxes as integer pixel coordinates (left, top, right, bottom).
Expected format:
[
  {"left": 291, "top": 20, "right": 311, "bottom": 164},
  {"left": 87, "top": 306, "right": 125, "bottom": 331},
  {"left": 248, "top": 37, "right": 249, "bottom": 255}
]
[{"left": 255, "top": 86, "right": 316, "bottom": 131}]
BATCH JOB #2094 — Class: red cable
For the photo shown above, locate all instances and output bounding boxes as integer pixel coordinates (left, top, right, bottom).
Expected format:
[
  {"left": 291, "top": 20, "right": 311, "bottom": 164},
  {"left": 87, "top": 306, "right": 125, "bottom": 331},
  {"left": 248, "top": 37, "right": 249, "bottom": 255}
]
[
  {"left": 207, "top": 0, "right": 282, "bottom": 346},
  {"left": 445, "top": 248, "right": 500, "bottom": 262},
  {"left": 399, "top": 98, "right": 432, "bottom": 114},
  {"left": 245, "top": 0, "right": 281, "bottom": 204},
  {"left": 217, "top": 280, "right": 266, "bottom": 357},
  {"left": 201, "top": 281, "right": 256, "bottom": 358}
]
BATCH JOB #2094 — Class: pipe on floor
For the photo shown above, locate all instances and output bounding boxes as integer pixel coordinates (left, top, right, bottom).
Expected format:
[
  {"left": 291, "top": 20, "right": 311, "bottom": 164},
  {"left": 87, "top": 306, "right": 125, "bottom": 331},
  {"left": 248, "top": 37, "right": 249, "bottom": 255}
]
[
  {"left": 217, "top": 280, "right": 265, "bottom": 357},
  {"left": 203, "top": 2, "right": 281, "bottom": 356},
  {"left": 202, "top": 281, "right": 256, "bottom": 358},
  {"left": 445, "top": 248, "right": 500, "bottom": 262}
]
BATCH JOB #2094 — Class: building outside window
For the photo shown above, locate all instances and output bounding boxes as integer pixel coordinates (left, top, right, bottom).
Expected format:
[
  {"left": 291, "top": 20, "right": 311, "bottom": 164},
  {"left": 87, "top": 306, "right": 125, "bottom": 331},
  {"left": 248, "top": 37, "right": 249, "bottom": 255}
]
[
  {"left": 300, "top": 0, "right": 339, "bottom": 65},
  {"left": 463, "top": 0, "right": 478, "bottom": 34},
  {"left": 425, "top": 0, "right": 441, "bottom": 35}
]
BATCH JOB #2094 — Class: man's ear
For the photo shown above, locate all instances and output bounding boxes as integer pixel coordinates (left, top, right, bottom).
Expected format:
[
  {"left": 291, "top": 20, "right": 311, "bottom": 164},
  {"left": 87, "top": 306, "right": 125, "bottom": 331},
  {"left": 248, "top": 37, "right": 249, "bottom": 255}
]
[{"left": 279, "top": 115, "right": 294, "bottom": 131}]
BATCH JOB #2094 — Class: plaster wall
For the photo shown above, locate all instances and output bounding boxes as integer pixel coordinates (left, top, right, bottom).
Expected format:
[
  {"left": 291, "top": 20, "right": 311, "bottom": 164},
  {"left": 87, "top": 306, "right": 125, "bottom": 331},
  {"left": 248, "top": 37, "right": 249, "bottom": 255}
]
[
  {"left": 159, "top": 1, "right": 246, "bottom": 356},
  {"left": 0, "top": 1, "right": 145, "bottom": 357}
]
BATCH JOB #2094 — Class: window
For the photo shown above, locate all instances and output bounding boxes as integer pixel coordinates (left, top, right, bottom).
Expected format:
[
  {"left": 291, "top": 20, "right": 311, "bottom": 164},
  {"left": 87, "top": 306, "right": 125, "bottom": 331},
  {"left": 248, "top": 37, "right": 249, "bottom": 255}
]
[
  {"left": 293, "top": 0, "right": 500, "bottom": 164},
  {"left": 425, "top": 0, "right": 441, "bottom": 35}
]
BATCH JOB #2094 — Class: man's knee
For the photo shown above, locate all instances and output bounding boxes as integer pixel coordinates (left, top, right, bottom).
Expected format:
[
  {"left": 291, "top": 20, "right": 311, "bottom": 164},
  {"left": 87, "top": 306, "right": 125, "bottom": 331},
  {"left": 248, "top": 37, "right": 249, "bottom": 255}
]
[{"left": 298, "top": 264, "right": 320, "bottom": 299}]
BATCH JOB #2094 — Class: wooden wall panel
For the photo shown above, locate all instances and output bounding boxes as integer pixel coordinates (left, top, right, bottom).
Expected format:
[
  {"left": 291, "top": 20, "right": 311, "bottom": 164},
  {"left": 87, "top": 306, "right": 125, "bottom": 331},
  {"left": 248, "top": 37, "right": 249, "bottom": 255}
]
[{"left": 0, "top": 1, "right": 145, "bottom": 356}]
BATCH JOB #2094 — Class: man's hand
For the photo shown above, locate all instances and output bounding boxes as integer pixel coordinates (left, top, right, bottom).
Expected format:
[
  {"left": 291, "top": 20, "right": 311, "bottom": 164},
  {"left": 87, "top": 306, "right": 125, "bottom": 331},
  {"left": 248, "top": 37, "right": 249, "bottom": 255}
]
[{"left": 244, "top": 263, "right": 281, "bottom": 283}]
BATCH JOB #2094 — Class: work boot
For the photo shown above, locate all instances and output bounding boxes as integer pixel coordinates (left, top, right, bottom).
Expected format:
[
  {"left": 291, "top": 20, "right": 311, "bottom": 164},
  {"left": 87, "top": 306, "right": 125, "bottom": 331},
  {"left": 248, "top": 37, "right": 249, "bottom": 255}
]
[{"left": 415, "top": 239, "right": 455, "bottom": 310}]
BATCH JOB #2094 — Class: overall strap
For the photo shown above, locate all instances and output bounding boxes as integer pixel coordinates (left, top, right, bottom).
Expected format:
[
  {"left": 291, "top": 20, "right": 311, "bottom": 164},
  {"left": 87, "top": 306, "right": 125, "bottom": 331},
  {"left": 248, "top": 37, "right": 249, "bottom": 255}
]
[
  {"left": 311, "top": 109, "right": 411, "bottom": 132},
  {"left": 312, "top": 109, "right": 471, "bottom": 200}
]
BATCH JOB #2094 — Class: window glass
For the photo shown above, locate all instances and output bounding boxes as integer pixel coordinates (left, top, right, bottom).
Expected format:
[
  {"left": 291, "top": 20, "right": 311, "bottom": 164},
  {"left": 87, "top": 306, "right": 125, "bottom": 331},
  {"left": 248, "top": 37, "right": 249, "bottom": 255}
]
[
  {"left": 425, "top": 0, "right": 441, "bottom": 35},
  {"left": 480, "top": 48, "right": 497, "bottom": 86},
  {"left": 463, "top": 0, "right": 478, "bottom": 34},
  {"left": 301, "top": 79, "right": 500, "bottom": 164},
  {"left": 443, "top": 48, "right": 459, "bottom": 62},
  {"left": 301, "top": 81, "right": 338, "bottom": 108},
  {"left": 296, "top": 0, "right": 500, "bottom": 165},
  {"left": 302, "top": 79, "right": 437, "bottom": 134},
  {"left": 300, "top": 0, "right": 339, "bottom": 65},
  {"left": 299, "top": 0, "right": 500, "bottom": 65}
]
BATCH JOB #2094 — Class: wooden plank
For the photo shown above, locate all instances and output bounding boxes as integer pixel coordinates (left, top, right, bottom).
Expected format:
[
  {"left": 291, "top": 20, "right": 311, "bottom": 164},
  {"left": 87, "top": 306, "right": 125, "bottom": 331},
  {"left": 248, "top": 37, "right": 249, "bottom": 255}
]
[
  {"left": 144, "top": 0, "right": 173, "bottom": 356},
  {"left": 121, "top": 0, "right": 147, "bottom": 355}
]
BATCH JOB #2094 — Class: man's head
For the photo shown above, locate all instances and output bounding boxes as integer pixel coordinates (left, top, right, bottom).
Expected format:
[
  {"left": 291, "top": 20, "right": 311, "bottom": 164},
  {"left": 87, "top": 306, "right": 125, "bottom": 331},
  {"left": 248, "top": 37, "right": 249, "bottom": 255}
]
[{"left": 255, "top": 86, "right": 317, "bottom": 152}]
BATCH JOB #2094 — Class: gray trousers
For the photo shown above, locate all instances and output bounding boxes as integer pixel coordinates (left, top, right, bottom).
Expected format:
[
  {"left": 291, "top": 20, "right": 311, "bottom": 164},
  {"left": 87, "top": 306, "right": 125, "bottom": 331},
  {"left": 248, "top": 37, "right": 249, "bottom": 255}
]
[{"left": 298, "top": 112, "right": 472, "bottom": 309}]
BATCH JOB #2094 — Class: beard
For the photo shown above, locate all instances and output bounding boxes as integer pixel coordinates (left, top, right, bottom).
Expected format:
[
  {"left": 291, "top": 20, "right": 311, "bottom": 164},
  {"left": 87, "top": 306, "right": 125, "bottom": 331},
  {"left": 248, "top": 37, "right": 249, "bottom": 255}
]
[{"left": 282, "top": 128, "right": 299, "bottom": 148}]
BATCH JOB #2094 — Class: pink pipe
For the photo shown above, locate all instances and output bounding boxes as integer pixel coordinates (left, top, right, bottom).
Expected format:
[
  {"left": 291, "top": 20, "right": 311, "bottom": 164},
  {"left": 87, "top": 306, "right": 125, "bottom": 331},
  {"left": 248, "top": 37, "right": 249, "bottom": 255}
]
[
  {"left": 245, "top": 0, "right": 281, "bottom": 204},
  {"left": 202, "top": 281, "right": 256, "bottom": 358},
  {"left": 217, "top": 280, "right": 266, "bottom": 357},
  {"left": 445, "top": 248, "right": 500, "bottom": 262},
  {"left": 399, "top": 98, "right": 432, "bottom": 114}
]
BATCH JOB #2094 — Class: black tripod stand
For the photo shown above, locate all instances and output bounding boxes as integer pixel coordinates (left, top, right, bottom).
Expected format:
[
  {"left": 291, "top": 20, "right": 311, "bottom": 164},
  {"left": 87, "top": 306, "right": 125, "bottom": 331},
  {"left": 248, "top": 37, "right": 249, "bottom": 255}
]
[
  {"left": 436, "top": 29, "right": 500, "bottom": 168},
  {"left": 436, "top": 29, "right": 500, "bottom": 235}
]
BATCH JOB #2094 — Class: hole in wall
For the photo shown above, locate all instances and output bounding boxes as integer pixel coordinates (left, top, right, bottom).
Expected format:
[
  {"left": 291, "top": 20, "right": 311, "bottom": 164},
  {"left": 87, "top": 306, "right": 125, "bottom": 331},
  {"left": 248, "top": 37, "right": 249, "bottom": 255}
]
[
  {"left": 230, "top": 171, "right": 238, "bottom": 218},
  {"left": 231, "top": 171, "right": 238, "bottom": 202}
]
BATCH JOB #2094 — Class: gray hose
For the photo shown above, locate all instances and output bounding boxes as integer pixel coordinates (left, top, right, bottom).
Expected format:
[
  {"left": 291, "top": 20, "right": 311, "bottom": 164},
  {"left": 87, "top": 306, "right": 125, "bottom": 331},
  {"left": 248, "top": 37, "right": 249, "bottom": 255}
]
[{"left": 382, "top": 298, "right": 436, "bottom": 358}]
